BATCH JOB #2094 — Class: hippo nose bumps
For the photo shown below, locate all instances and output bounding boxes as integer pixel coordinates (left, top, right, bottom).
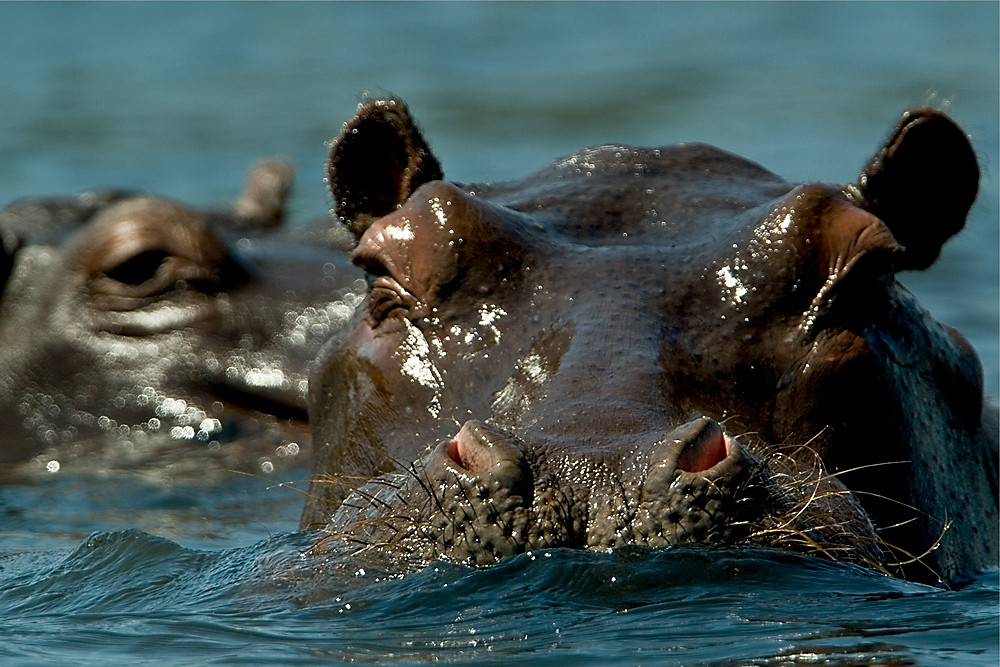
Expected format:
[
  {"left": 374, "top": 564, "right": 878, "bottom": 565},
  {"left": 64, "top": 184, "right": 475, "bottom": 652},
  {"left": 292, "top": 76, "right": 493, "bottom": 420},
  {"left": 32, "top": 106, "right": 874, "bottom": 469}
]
[
  {"left": 635, "top": 418, "right": 747, "bottom": 545},
  {"left": 419, "top": 421, "right": 535, "bottom": 563}
]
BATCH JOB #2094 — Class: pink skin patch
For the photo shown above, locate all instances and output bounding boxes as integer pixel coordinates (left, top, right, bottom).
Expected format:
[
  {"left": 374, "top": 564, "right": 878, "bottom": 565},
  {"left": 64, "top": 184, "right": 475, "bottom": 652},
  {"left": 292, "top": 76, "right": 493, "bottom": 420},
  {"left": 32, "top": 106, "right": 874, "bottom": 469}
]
[
  {"left": 446, "top": 430, "right": 493, "bottom": 473},
  {"left": 675, "top": 429, "right": 729, "bottom": 473}
]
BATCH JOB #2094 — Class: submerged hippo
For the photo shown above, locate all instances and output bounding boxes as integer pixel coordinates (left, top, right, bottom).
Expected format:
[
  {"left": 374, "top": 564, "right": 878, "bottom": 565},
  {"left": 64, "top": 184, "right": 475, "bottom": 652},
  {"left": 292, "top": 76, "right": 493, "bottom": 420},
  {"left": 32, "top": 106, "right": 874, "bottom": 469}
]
[
  {"left": 303, "top": 99, "right": 997, "bottom": 582},
  {"left": 0, "top": 161, "right": 364, "bottom": 472}
]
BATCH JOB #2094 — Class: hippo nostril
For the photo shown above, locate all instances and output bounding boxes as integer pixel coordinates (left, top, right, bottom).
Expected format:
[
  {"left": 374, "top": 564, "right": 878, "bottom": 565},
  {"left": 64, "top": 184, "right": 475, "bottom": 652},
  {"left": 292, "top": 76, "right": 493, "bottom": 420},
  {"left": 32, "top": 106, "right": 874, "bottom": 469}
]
[
  {"left": 446, "top": 425, "right": 494, "bottom": 473},
  {"left": 673, "top": 419, "right": 729, "bottom": 473},
  {"left": 446, "top": 436, "right": 486, "bottom": 473},
  {"left": 431, "top": 420, "right": 532, "bottom": 504},
  {"left": 676, "top": 428, "right": 727, "bottom": 473}
]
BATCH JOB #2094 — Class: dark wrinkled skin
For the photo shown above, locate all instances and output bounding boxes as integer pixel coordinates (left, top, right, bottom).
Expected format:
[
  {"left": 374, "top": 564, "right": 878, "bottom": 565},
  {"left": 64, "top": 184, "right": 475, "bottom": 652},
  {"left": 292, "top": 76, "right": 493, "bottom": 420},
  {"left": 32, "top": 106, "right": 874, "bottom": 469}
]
[
  {"left": 0, "top": 160, "right": 364, "bottom": 472},
  {"left": 304, "top": 99, "right": 998, "bottom": 583}
]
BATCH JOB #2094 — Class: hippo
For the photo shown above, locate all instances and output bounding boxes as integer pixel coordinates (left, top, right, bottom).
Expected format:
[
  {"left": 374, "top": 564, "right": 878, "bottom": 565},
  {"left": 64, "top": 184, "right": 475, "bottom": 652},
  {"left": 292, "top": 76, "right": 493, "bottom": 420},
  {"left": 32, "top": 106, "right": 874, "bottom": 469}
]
[
  {"left": 303, "top": 99, "right": 998, "bottom": 583},
  {"left": 0, "top": 160, "right": 364, "bottom": 472}
]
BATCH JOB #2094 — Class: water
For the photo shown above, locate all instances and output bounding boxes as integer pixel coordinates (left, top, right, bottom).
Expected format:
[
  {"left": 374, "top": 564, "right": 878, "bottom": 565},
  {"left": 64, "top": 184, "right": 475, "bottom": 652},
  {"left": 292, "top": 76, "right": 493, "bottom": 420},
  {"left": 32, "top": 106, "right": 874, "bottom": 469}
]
[
  {"left": 1, "top": 534, "right": 997, "bottom": 666},
  {"left": 0, "top": 3, "right": 997, "bottom": 664}
]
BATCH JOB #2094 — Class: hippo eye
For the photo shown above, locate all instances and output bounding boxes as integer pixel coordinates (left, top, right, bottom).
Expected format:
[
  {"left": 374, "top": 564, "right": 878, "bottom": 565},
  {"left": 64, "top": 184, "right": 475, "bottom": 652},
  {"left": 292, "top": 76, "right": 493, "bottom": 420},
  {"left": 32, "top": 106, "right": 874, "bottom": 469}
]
[
  {"left": 94, "top": 248, "right": 218, "bottom": 302},
  {"left": 808, "top": 263, "right": 895, "bottom": 333},
  {"left": 88, "top": 243, "right": 232, "bottom": 320},
  {"left": 367, "top": 275, "right": 420, "bottom": 328},
  {"left": 77, "top": 197, "right": 249, "bottom": 335},
  {"left": 104, "top": 249, "right": 170, "bottom": 287}
]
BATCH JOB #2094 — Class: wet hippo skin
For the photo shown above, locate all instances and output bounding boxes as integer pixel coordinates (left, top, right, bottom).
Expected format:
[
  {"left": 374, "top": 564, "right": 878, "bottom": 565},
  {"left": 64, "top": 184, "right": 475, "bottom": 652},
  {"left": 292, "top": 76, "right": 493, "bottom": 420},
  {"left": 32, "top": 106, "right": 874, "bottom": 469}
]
[
  {"left": 0, "top": 160, "right": 364, "bottom": 472},
  {"left": 304, "top": 99, "right": 997, "bottom": 582}
]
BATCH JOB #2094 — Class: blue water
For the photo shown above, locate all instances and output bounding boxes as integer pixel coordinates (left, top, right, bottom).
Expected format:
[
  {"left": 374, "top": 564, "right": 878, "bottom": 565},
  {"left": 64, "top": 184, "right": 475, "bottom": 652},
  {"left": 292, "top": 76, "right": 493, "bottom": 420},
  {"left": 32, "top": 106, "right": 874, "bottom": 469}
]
[
  {"left": 0, "top": 3, "right": 997, "bottom": 664},
  {"left": 1, "top": 532, "right": 998, "bottom": 666}
]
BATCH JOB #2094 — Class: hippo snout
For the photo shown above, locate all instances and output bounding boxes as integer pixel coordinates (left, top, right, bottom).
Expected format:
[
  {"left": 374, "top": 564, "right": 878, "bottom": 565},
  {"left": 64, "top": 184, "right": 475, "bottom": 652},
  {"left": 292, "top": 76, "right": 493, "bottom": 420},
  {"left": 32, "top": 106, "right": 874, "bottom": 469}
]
[{"left": 321, "top": 418, "right": 766, "bottom": 567}]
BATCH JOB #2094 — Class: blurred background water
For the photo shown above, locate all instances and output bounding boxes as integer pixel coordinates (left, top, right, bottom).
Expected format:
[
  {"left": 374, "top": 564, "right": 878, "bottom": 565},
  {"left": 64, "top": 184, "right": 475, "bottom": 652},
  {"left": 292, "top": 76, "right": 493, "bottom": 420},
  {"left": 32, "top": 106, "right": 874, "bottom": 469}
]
[{"left": 0, "top": 3, "right": 997, "bottom": 665}]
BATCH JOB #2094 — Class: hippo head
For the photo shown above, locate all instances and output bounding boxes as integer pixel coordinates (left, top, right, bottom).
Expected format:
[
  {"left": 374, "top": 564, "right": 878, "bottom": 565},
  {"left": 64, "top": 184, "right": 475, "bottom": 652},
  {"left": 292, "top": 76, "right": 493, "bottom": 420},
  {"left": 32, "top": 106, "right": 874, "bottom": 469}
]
[
  {"left": 304, "top": 99, "right": 997, "bottom": 581},
  {"left": 0, "top": 161, "right": 363, "bottom": 470}
]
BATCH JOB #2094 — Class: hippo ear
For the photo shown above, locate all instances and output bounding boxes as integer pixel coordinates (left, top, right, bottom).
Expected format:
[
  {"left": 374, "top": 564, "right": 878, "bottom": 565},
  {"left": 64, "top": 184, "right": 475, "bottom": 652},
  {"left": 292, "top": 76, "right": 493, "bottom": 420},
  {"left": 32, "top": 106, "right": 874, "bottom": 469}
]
[
  {"left": 328, "top": 98, "right": 444, "bottom": 238},
  {"left": 233, "top": 159, "right": 294, "bottom": 227},
  {"left": 857, "top": 108, "right": 979, "bottom": 271}
]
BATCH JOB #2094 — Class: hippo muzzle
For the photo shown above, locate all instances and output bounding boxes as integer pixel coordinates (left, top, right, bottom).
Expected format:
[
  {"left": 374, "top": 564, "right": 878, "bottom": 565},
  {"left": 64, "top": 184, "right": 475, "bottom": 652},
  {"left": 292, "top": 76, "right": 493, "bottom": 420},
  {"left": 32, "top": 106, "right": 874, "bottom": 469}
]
[{"left": 320, "top": 418, "right": 884, "bottom": 570}]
